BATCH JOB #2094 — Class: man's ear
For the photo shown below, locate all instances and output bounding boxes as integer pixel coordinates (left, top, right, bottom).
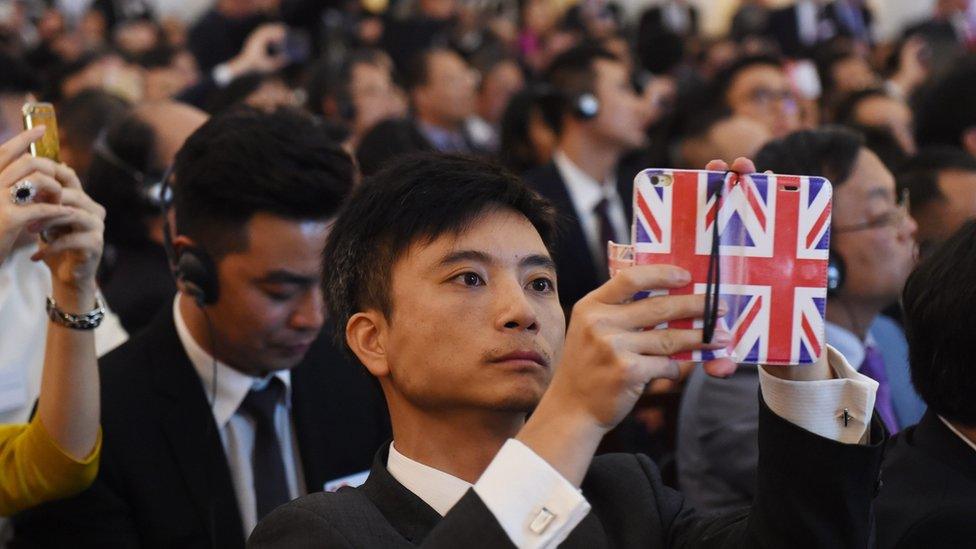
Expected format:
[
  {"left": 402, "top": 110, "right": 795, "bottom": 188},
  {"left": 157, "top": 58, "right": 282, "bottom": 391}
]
[
  {"left": 961, "top": 127, "right": 976, "bottom": 158},
  {"left": 170, "top": 234, "right": 197, "bottom": 257},
  {"left": 346, "top": 311, "right": 391, "bottom": 379}
]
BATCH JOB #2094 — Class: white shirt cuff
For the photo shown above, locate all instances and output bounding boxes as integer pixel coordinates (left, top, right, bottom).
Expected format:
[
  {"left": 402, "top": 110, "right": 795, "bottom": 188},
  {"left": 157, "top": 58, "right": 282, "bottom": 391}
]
[
  {"left": 473, "top": 438, "right": 591, "bottom": 549},
  {"left": 758, "top": 345, "right": 878, "bottom": 444}
]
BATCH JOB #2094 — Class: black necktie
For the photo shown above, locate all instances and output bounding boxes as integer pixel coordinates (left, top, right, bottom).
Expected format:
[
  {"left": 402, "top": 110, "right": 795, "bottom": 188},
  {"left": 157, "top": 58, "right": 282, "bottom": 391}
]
[
  {"left": 239, "top": 377, "right": 290, "bottom": 521},
  {"left": 593, "top": 197, "right": 617, "bottom": 279}
]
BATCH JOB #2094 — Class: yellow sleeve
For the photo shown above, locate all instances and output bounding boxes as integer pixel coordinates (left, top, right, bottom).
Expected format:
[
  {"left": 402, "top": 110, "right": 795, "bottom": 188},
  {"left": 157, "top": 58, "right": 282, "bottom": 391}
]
[{"left": 0, "top": 416, "right": 102, "bottom": 516}]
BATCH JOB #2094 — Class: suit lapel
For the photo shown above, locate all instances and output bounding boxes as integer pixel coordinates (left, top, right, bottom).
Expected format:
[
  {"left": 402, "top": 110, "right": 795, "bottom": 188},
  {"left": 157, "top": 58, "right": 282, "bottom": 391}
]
[
  {"left": 914, "top": 411, "right": 976, "bottom": 483},
  {"left": 149, "top": 310, "right": 245, "bottom": 546},
  {"left": 361, "top": 443, "right": 442, "bottom": 544}
]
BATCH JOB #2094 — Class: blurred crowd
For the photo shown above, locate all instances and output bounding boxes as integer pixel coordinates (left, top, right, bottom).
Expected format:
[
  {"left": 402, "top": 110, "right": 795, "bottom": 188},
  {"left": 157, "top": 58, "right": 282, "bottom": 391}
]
[{"left": 1, "top": 0, "right": 976, "bottom": 546}]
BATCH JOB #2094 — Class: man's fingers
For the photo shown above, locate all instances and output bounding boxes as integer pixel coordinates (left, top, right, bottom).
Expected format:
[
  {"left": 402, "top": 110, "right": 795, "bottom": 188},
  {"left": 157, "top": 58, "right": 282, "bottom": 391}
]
[
  {"left": 706, "top": 159, "right": 728, "bottom": 171},
  {"left": 588, "top": 265, "right": 690, "bottom": 305},
  {"left": 729, "top": 157, "right": 757, "bottom": 174},
  {"left": 618, "top": 293, "right": 726, "bottom": 329},
  {"left": 616, "top": 328, "right": 730, "bottom": 357},
  {"left": 0, "top": 154, "right": 59, "bottom": 189},
  {"left": 630, "top": 354, "right": 682, "bottom": 383},
  {"left": 0, "top": 127, "right": 45, "bottom": 169},
  {"left": 702, "top": 357, "right": 738, "bottom": 378}
]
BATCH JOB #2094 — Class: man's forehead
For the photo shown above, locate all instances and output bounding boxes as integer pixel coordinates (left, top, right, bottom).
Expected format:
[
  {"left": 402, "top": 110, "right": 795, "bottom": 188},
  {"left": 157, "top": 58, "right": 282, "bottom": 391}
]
[{"left": 405, "top": 210, "right": 550, "bottom": 264}]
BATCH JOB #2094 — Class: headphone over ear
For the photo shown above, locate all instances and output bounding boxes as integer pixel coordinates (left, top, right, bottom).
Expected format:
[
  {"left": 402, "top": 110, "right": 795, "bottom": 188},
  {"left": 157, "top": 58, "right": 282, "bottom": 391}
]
[
  {"left": 827, "top": 247, "right": 846, "bottom": 297},
  {"left": 572, "top": 92, "right": 600, "bottom": 120},
  {"left": 160, "top": 167, "right": 220, "bottom": 306}
]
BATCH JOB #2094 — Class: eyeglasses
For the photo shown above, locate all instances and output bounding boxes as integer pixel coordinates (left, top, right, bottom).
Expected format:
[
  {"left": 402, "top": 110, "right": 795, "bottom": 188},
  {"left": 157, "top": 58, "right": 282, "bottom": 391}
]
[
  {"left": 833, "top": 188, "right": 911, "bottom": 234},
  {"left": 746, "top": 87, "right": 796, "bottom": 107}
]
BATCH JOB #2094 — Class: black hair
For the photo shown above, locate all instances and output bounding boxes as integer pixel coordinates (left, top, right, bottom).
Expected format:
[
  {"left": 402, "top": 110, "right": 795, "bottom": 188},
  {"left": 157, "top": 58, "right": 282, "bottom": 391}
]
[
  {"left": 854, "top": 124, "right": 910, "bottom": 173},
  {"left": 544, "top": 43, "right": 619, "bottom": 119},
  {"left": 812, "top": 37, "right": 862, "bottom": 97},
  {"left": 897, "top": 146, "right": 976, "bottom": 214},
  {"left": 902, "top": 219, "right": 976, "bottom": 426},
  {"left": 754, "top": 126, "right": 865, "bottom": 187},
  {"left": 0, "top": 51, "right": 40, "bottom": 94},
  {"left": 85, "top": 111, "right": 158, "bottom": 247},
  {"left": 59, "top": 88, "right": 131, "bottom": 152},
  {"left": 207, "top": 72, "right": 285, "bottom": 114},
  {"left": 915, "top": 58, "right": 976, "bottom": 148},
  {"left": 355, "top": 118, "right": 434, "bottom": 177},
  {"left": 172, "top": 107, "right": 354, "bottom": 258},
  {"left": 323, "top": 152, "right": 557, "bottom": 355},
  {"left": 498, "top": 86, "right": 560, "bottom": 174}
]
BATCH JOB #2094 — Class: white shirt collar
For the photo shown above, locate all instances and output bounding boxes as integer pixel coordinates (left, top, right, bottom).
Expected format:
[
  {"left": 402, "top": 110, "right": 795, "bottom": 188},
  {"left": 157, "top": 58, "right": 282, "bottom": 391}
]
[
  {"left": 553, "top": 150, "right": 616, "bottom": 215},
  {"left": 938, "top": 416, "right": 976, "bottom": 454},
  {"left": 386, "top": 442, "right": 471, "bottom": 517},
  {"left": 825, "top": 320, "right": 876, "bottom": 370},
  {"left": 172, "top": 295, "right": 292, "bottom": 428}
]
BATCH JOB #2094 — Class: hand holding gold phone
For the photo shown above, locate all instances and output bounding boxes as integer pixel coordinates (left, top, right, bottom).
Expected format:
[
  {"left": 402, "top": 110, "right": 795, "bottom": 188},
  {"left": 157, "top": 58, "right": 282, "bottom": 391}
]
[{"left": 22, "top": 102, "right": 60, "bottom": 162}]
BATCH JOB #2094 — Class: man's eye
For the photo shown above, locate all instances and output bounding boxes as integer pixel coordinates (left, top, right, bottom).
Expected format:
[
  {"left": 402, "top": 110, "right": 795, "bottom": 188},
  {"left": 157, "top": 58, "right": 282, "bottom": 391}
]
[
  {"left": 529, "top": 277, "right": 555, "bottom": 293},
  {"left": 455, "top": 272, "right": 485, "bottom": 286}
]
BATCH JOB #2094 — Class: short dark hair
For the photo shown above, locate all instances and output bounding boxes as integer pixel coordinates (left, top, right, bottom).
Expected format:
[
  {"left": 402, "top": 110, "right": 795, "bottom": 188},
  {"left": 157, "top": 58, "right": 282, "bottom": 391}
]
[
  {"left": 754, "top": 126, "right": 864, "bottom": 187},
  {"left": 897, "top": 146, "right": 976, "bottom": 214},
  {"left": 59, "top": 88, "right": 131, "bottom": 150},
  {"left": 0, "top": 51, "right": 40, "bottom": 95},
  {"left": 915, "top": 58, "right": 976, "bottom": 148},
  {"left": 354, "top": 118, "right": 434, "bottom": 177},
  {"left": 498, "top": 85, "right": 561, "bottom": 174},
  {"left": 832, "top": 88, "right": 890, "bottom": 126},
  {"left": 323, "top": 152, "right": 557, "bottom": 354},
  {"left": 305, "top": 49, "right": 393, "bottom": 117},
  {"left": 172, "top": 107, "right": 354, "bottom": 258},
  {"left": 544, "top": 43, "right": 619, "bottom": 118},
  {"left": 902, "top": 219, "right": 976, "bottom": 426}
]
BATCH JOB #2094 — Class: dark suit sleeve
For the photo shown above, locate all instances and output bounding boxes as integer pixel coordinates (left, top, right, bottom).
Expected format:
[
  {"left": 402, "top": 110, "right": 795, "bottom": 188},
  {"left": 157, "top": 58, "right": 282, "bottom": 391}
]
[
  {"left": 660, "top": 397, "right": 885, "bottom": 548},
  {"left": 11, "top": 457, "right": 142, "bottom": 547},
  {"left": 248, "top": 504, "right": 357, "bottom": 549}
]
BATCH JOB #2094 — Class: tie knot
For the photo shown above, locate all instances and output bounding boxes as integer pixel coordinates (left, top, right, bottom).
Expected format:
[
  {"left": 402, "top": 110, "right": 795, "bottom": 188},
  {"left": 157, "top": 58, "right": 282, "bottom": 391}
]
[
  {"left": 240, "top": 376, "right": 284, "bottom": 422},
  {"left": 593, "top": 196, "right": 611, "bottom": 214}
]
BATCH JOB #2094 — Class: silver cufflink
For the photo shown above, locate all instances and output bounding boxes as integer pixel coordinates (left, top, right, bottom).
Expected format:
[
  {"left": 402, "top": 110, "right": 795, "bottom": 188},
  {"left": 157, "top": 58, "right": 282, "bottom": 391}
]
[
  {"left": 529, "top": 507, "right": 556, "bottom": 534},
  {"left": 839, "top": 408, "right": 854, "bottom": 427}
]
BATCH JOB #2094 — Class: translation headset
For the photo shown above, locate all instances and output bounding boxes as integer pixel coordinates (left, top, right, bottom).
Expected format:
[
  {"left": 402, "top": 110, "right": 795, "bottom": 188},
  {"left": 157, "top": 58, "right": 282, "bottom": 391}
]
[
  {"left": 533, "top": 83, "right": 601, "bottom": 120},
  {"left": 827, "top": 245, "right": 846, "bottom": 297},
  {"left": 159, "top": 166, "right": 220, "bottom": 306}
]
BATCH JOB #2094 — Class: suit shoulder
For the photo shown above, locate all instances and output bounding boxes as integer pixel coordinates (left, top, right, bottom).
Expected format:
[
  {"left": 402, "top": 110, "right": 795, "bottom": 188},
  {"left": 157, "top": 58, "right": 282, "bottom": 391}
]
[{"left": 249, "top": 489, "right": 389, "bottom": 548}]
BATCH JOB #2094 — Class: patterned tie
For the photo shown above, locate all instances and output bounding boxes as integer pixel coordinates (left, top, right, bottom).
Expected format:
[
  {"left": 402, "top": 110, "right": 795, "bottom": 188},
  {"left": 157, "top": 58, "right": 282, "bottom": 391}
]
[
  {"left": 859, "top": 346, "right": 900, "bottom": 433},
  {"left": 239, "top": 377, "right": 291, "bottom": 520},
  {"left": 593, "top": 197, "right": 617, "bottom": 280}
]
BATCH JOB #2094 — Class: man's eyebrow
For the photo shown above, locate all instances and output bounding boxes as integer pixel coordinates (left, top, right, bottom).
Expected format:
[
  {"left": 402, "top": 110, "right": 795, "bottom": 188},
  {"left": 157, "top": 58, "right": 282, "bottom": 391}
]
[
  {"left": 865, "top": 187, "right": 894, "bottom": 201},
  {"left": 521, "top": 254, "right": 557, "bottom": 272},
  {"left": 255, "top": 270, "right": 319, "bottom": 285},
  {"left": 437, "top": 250, "right": 494, "bottom": 267}
]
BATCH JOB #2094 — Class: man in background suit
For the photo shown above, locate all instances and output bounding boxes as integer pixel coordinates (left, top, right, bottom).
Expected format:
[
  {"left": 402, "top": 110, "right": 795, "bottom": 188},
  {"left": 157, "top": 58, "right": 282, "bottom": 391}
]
[
  {"left": 249, "top": 152, "right": 886, "bottom": 548},
  {"left": 636, "top": 0, "right": 700, "bottom": 74},
  {"left": 678, "top": 127, "right": 924, "bottom": 512},
  {"left": 876, "top": 219, "right": 976, "bottom": 548},
  {"left": 524, "top": 44, "right": 652, "bottom": 313},
  {"left": 767, "top": 0, "right": 872, "bottom": 58},
  {"left": 12, "top": 108, "right": 390, "bottom": 548}
]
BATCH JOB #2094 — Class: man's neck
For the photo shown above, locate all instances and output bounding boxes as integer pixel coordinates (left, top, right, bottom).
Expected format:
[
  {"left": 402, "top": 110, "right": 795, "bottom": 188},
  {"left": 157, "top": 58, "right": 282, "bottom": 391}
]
[
  {"left": 388, "top": 400, "right": 525, "bottom": 484},
  {"left": 558, "top": 131, "right": 621, "bottom": 185},
  {"left": 825, "top": 295, "right": 881, "bottom": 341},
  {"left": 178, "top": 295, "right": 259, "bottom": 377}
]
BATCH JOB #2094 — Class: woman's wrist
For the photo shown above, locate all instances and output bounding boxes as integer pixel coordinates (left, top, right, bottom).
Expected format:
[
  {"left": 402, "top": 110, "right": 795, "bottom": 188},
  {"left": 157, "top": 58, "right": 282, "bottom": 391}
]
[{"left": 50, "top": 280, "right": 98, "bottom": 314}]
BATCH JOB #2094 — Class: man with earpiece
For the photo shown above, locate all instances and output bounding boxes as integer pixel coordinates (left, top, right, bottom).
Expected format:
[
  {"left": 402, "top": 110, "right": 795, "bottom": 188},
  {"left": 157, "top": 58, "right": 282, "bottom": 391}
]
[
  {"left": 523, "top": 43, "right": 654, "bottom": 315},
  {"left": 12, "top": 108, "right": 392, "bottom": 548},
  {"left": 677, "top": 126, "right": 927, "bottom": 513}
]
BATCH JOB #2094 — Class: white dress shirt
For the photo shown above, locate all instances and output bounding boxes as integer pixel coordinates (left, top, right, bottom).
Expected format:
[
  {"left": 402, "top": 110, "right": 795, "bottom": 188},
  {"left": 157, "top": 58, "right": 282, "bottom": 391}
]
[
  {"left": 172, "top": 295, "right": 305, "bottom": 538},
  {"left": 554, "top": 151, "right": 630, "bottom": 269},
  {"left": 385, "top": 346, "right": 875, "bottom": 548},
  {"left": 0, "top": 243, "right": 127, "bottom": 424}
]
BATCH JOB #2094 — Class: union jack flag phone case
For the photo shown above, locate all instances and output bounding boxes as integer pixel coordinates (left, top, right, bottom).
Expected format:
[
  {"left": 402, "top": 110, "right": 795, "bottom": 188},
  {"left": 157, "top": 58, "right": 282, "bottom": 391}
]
[{"left": 609, "top": 169, "right": 833, "bottom": 366}]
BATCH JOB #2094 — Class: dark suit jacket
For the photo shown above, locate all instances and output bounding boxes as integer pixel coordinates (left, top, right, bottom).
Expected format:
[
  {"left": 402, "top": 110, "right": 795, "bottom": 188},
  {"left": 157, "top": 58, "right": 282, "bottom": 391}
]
[
  {"left": 524, "top": 160, "right": 635, "bottom": 314},
  {"left": 11, "top": 309, "right": 391, "bottom": 548},
  {"left": 636, "top": 5, "right": 699, "bottom": 73},
  {"left": 766, "top": 2, "right": 873, "bottom": 58},
  {"left": 248, "top": 398, "right": 885, "bottom": 548},
  {"left": 876, "top": 411, "right": 976, "bottom": 548}
]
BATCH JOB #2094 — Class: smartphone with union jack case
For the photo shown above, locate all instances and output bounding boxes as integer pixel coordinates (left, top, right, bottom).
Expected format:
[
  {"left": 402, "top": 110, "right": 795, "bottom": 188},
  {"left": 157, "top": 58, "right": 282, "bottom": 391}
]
[{"left": 608, "top": 169, "right": 833, "bottom": 366}]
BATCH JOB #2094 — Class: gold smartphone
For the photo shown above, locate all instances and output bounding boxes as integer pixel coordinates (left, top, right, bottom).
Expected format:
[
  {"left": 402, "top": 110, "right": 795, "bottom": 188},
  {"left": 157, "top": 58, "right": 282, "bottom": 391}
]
[{"left": 22, "top": 102, "right": 60, "bottom": 162}]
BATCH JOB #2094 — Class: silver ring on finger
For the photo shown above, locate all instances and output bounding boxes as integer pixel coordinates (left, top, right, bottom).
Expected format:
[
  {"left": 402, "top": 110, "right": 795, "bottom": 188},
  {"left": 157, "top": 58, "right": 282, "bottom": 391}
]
[{"left": 10, "top": 179, "right": 36, "bottom": 205}]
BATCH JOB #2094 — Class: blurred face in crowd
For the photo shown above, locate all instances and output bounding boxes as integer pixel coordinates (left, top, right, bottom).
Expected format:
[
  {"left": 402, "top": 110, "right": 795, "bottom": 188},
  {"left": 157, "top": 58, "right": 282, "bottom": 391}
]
[
  {"left": 413, "top": 50, "right": 478, "bottom": 130},
  {"left": 478, "top": 60, "right": 525, "bottom": 126},
  {"left": 419, "top": 0, "right": 457, "bottom": 20},
  {"left": 182, "top": 214, "right": 329, "bottom": 374},
  {"left": 349, "top": 61, "right": 406, "bottom": 137},
  {"left": 681, "top": 115, "right": 771, "bottom": 169},
  {"left": 829, "top": 56, "right": 878, "bottom": 95},
  {"left": 913, "top": 168, "right": 976, "bottom": 253},
  {"left": 360, "top": 208, "right": 564, "bottom": 413},
  {"left": 136, "top": 101, "right": 208, "bottom": 167},
  {"left": 243, "top": 76, "right": 297, "bottom": 112},
  {"left": 584, "top": 58, "right": 651, "bottom": 150},
  {"left": 831, "top": 148, "right": 918, "bottom": 308},
  {"left": 725, "top": 63, "right": 800, "bottom": 138},
  {"left": 852, "top": 94, "right": 916, "bottom": 155}
]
